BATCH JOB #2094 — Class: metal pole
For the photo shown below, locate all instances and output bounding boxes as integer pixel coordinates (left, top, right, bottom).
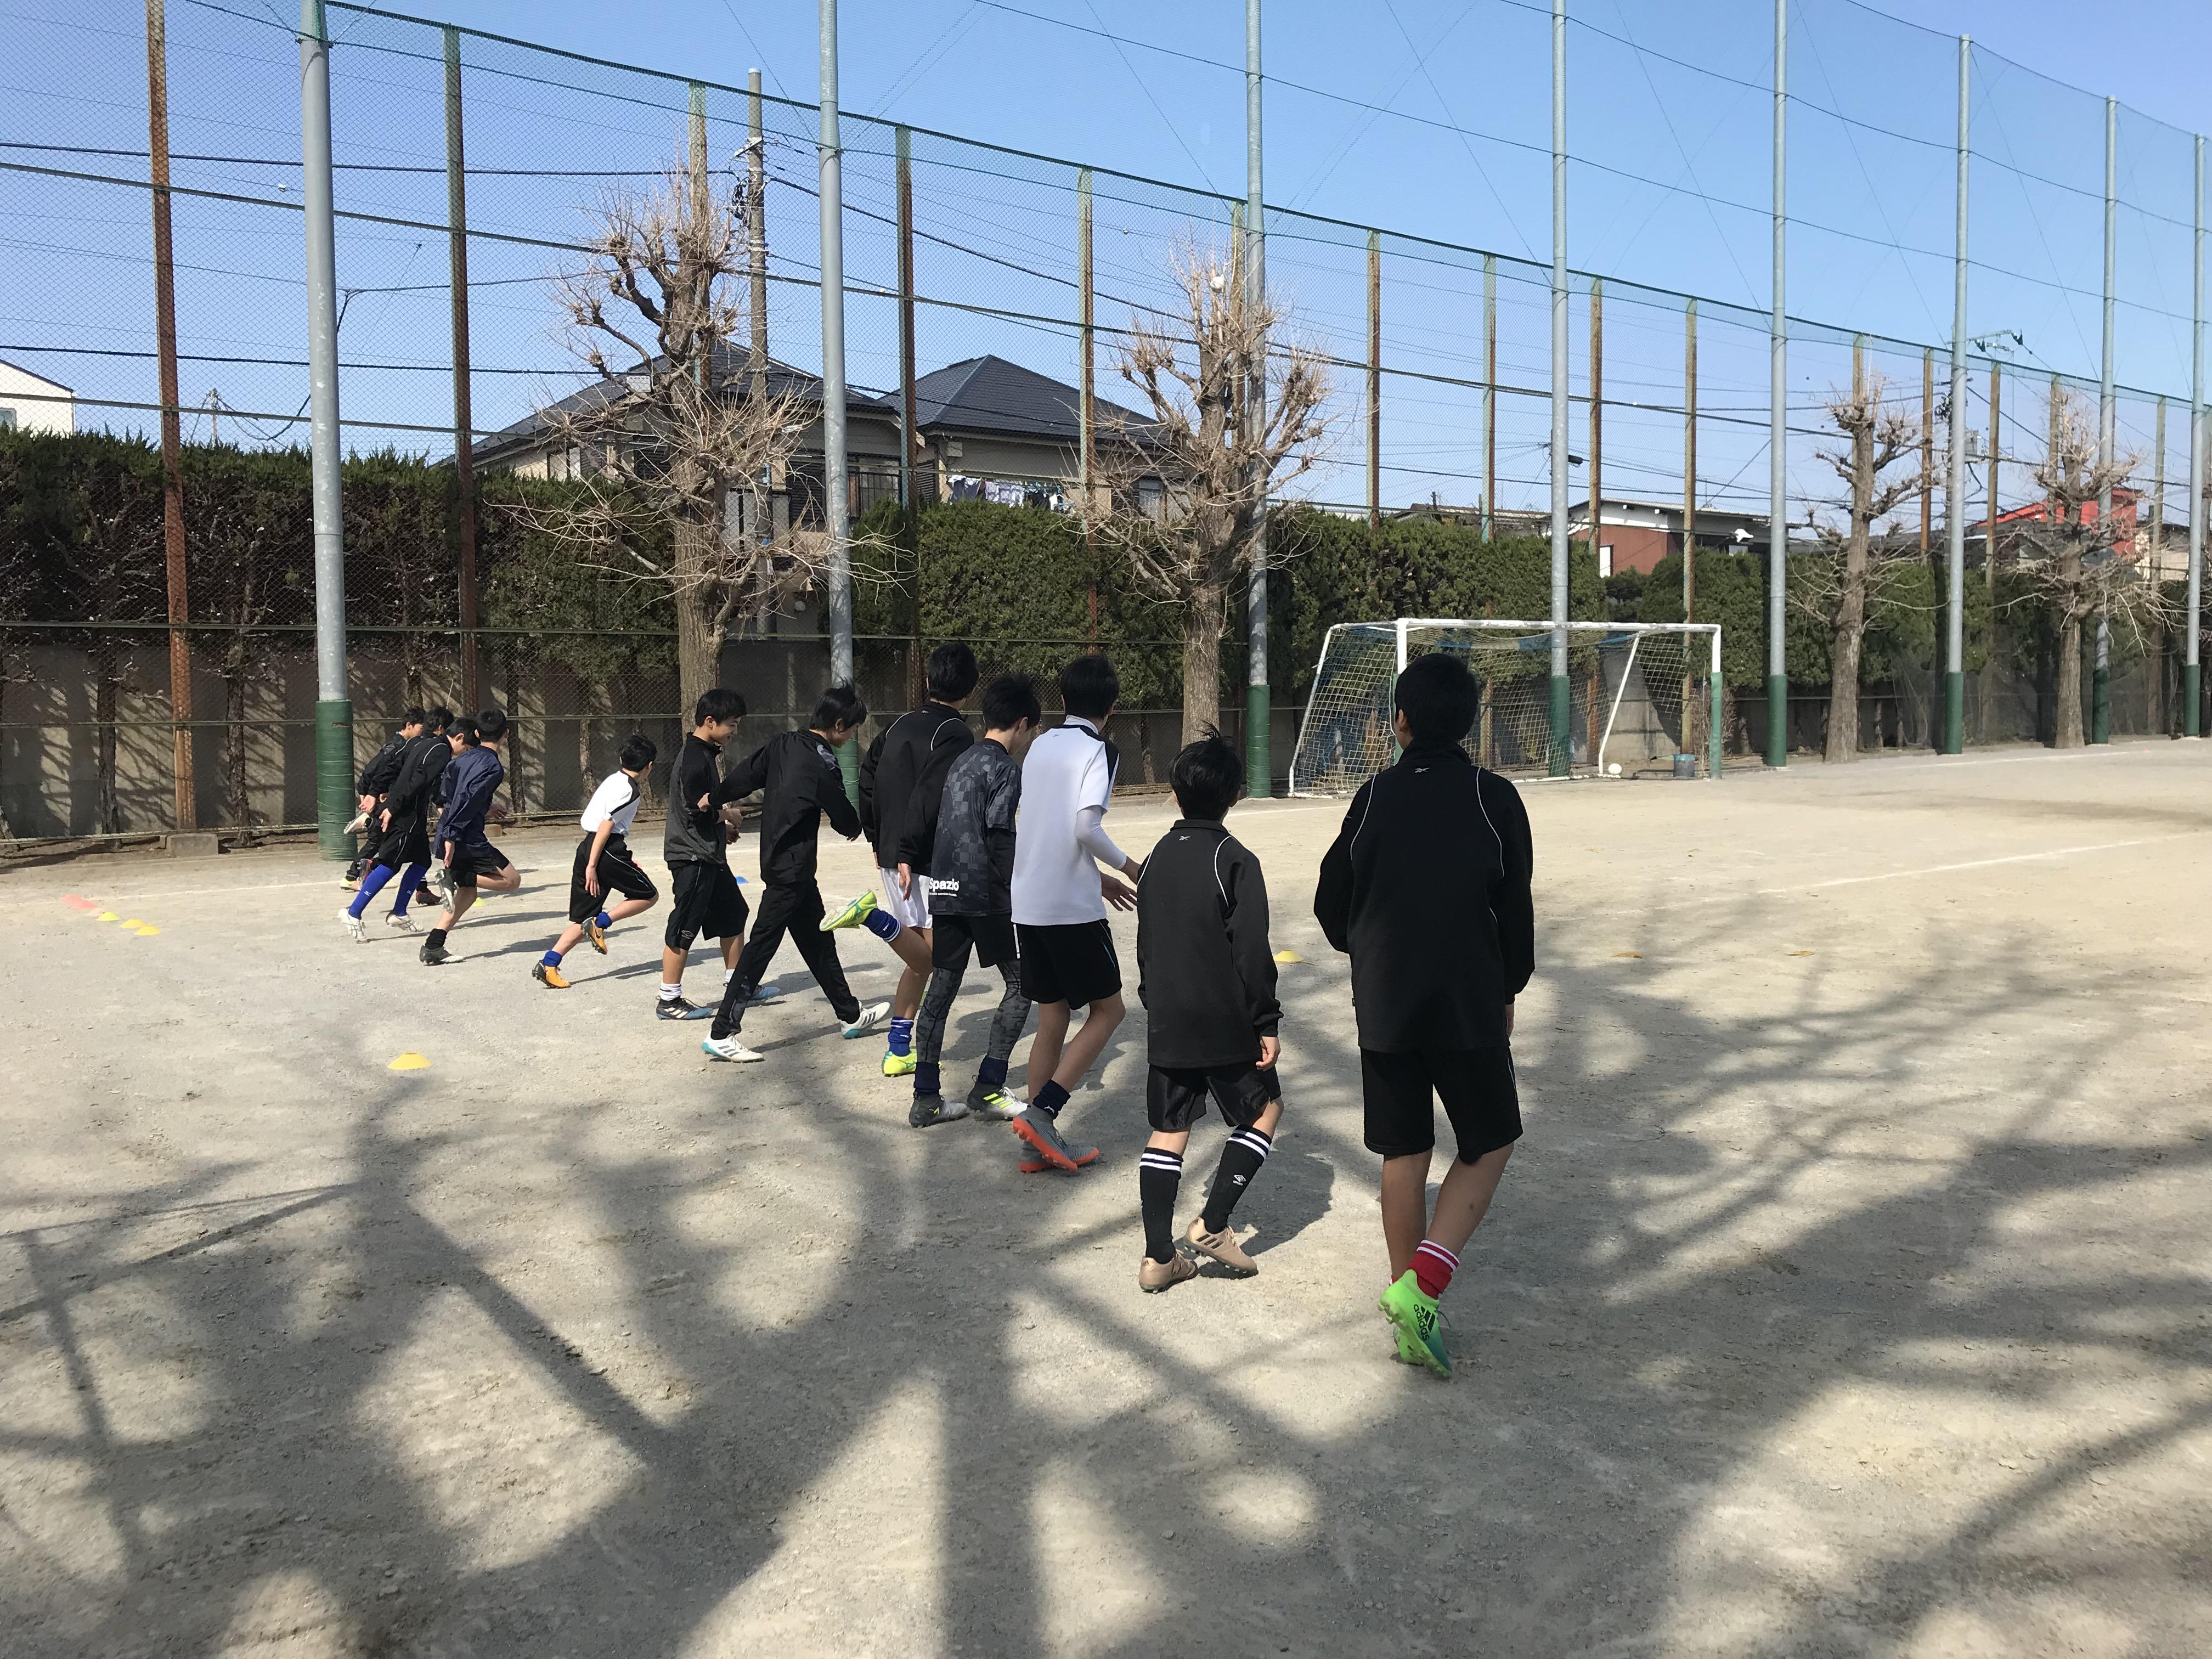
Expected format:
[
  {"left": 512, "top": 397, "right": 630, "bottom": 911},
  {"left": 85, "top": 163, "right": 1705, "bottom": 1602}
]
[
  {"left": 1985, "top": 360, "right": 2000, "bottom": 743},
  {"left": 818, "top": 0, "right": 856, "bottom": 797},
  {"left": 1708, "top": 627, "right": 1724, "bottom": 780},
  {"left": 2094, "top": 93, "right": 2117, "bottom": 745},
  {"left": 1767, "top": 0, "right": 1788, "bottom": 766},
  {"left": 444, "top": 25, "right": 479, "bottom": 713},
  {"left": 1588, "top": 277, "right": 1603, "bottom": 565},
  {"left": 1683, "top": 299, "right": 1698, "bottom": 760},
  {"left": 899, "top": 125, "right": 921, "bottom": 704},
  {"left": 2190, "top": 133, "right": 2204, "bottom": 738},
  {"left": 1482, "top": 252, "right": 1496, "bottom": 541},
  {"left": 1367, "top": 229, "right": 1381, "bottom": 531},
  {"left": 1548, "top": 0, "right": 1571, "bottom": 777},
  {"left": 300, "top": 0, "right": 349, "bottom": 857},
  {"left": 1244, "top": 0, "right": 1270, "bottom": 798},
  {"left": 1943, "top": 34, "right": 1968, "bottom": 754},
  {"left": 147, "top": 0, "right": 194, "bottom": 832}
]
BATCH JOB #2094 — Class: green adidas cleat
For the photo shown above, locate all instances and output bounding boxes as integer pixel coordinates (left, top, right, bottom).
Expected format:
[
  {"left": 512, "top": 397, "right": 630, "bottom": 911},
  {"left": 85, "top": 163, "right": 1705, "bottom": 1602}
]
[
  {"left": 821, "top": 890, "right": 879, "bottom": 933},
  {"left": 1379, "top": 1271, "right": 1451, "bottom": 1378}
]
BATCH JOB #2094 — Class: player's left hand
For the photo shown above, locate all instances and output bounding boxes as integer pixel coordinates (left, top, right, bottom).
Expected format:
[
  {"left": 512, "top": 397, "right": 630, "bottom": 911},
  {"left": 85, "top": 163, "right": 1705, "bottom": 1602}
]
[
  {"left": 1256, "top": 1034, "right": 1280, "bottom": 1069},
  {"left": 1101, "top": 874, "right": 1137, "bottom": 912},
  {"left": 896, "top": 862, "right": 914, "bottom": 897},
  {"left": 585, "top": 864, "right": 602, "bottom": 898}
]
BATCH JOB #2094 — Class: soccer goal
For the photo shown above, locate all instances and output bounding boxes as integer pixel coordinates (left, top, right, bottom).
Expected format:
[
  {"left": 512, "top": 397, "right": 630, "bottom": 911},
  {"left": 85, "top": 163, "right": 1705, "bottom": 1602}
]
[{"left": 1286, "top": 619, "right": 1724, "bottom": 796}]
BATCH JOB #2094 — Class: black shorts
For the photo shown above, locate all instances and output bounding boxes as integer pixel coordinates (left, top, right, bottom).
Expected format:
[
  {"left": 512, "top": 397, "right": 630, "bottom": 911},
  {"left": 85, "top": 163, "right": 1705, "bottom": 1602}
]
[
  {"left": 447, "top": 837, "right": 512, "bottom": 887},
  {"left": 569, "top": 834, "right": 658, "bottom": 923},
  {"left": 666, "top": 861, "right": 748, "bottom": 951},
  {"left": 933, "top": 911, "right": 1018, "bottom": 972},
  {"left": 1147, "top": 1062, "right": 1281, "bottom": 1133},
  {"left": 372, "top": 812, "right": 430, "bottom": 871},
  {"left": 1361, "top": 1045, "right": 1521, "bottom": 1163},
  {"left": 1015, "top": 919, "right": 1120, "bottom": 1008}
]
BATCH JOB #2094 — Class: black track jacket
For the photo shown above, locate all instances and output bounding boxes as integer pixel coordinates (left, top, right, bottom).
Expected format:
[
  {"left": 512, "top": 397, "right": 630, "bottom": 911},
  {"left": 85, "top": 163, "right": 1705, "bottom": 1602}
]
[
  {"left": 383, "top": 731, "right": 453, "bottom": 823},
  {"left": 1314, "top": 740, "right": 1533, "bottom": 1053},
  {"left": 663, "top": 733, "right": 731, "bottom": 870},
  {"left": 357, "top": 731, "right": 409, "bottom": 798},
  {"left": 724, "top": 728, "right": 861, "bottom": 886},
  {"left": 857, "top": 703, "right": 973, "bottom": 873},
  {"left": 1136, "top": 819, "right": 1282, "bottom": 1070}
]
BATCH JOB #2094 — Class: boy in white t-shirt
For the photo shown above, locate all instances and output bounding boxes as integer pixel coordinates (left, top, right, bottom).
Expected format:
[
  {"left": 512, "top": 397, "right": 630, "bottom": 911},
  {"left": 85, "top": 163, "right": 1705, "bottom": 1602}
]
[
  {"left": 1007, "top": 654, "right": 1141, "bottom": 1173},
  {"left": 533, "top": 734, "right": 661, "bottom": 990}
]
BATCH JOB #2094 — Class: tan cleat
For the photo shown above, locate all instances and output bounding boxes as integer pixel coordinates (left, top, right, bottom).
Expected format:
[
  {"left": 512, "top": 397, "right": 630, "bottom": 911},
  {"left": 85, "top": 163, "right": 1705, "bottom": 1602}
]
[
  {"left": 1138, "top": 1251, "right": 1198, "bottom": 1294},
  {"left": 1184, "top": 1218, "right": 1258, "bottom": 1277}
]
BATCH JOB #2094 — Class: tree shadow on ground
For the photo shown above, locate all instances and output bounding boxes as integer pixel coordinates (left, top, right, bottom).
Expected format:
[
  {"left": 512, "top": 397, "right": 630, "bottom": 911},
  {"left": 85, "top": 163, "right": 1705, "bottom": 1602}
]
[{"left": 3, "top": 883, "right": 2207, "bottom": 1657}]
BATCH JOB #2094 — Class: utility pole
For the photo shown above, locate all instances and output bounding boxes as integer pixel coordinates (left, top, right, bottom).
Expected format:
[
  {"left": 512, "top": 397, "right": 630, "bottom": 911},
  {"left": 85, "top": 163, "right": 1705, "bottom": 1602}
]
[
  {"left": 1548, "top": 0, "right": 1571, "bottom": 777},
  {"left": 1683, "top": 299, "right": 1698, "bottom": 752},
  {"left": 444, "top": 25, "right": 479, "bottom": 711},
  {"left": 1767, "top": 0, "right": 1788, "bottom": 765},
  {"left": 1942, "top": 34, "right": 1969, "bottom": 755},
  {"left": 2190, "top": 133, "right": 2204, "bottom": 738},
  {"left": 1244, "top": 0, "right": 1270, "bottom": 798},
  {"left": 818, "top": 0, "right": 856, "bottom": 798},
  {"left": 1920, "top": 348, "right": 1933, "bottom": 557},
  {"left": 899, "top": 125, "right": 921, "bottom": 702},
  {"left": 1984, "top": 360, "right": 2000, "bottom": 743},
  {"left": 1588, "top": 278, "right": 1603, "bottom": 566},
  {"left": 746, "top": 69, "right": 769, "bottom": 556},
  {"left": 300, "top": 0, "right": 350, "bottom": 857},
  {"left": 2153, "top": 397, "right": 2166, "bottom": 732},
  {"left": 2094, "top": 94, "right": 2116, "bottom": 745},
  {"left": 1367, "top": 230, "right": 1380, "bottom": 531},
  {"left": 147, "top": 0, "right": 194, "bottom": 832},
  {"left": 1482, "top": 252, "right": 1496, "bottom": 541},
  {"left": 1079, "top": 167, "right": 1098, "bottom": 647}
]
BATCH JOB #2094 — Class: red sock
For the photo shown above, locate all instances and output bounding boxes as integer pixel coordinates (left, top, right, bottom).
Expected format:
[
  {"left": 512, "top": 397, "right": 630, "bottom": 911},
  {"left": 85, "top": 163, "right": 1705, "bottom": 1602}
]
[{"left": 1411, "top": 1240, "right": 1458, "bottom": 1300}]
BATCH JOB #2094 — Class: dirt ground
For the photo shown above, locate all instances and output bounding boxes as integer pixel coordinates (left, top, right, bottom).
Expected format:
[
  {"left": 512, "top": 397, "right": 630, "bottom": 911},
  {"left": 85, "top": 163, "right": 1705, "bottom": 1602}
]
[{"left": 2, "top": 739, "right": 2208, "bottom": 1658}]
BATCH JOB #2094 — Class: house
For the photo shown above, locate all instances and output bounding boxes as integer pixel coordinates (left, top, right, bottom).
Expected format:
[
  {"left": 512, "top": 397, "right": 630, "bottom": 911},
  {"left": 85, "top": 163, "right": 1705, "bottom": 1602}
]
[
  {"left": 1968, "top": 486, "right": 2195, "bottom": 578},
  {"left": 473, "top": 349, "right": 1154, "bottom": 522},
  {"left": 0, "top": 357, "right": 75, "bottom": 435},
  {"left": 1570, "top": 496, "right": 1774, "bottom": 577}
]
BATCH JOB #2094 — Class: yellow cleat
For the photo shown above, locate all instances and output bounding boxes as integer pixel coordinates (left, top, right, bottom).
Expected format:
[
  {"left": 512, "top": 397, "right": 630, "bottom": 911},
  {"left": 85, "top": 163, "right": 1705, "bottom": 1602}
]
[
  {"left": 882, "top": 1048, "right": 918, "bottom": 1077},
  {"left": 533, "top": 962, "right": 571, "bottom": 990}
]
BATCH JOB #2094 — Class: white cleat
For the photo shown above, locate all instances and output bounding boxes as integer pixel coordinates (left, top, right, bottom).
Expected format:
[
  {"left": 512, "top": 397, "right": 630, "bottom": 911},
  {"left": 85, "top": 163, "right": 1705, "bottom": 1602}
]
[
  {"left": 340, "top": 907, "right": 368, "bottom": 944},
  {"left": 386, "top": 911, "right": 422, "bottom": 934},
  {"left": 701, "top": 1034, "right": 766, "bottom": 1063},
  {"left": 840, "top": 1000, "right": 893, "bottom": 1040}
]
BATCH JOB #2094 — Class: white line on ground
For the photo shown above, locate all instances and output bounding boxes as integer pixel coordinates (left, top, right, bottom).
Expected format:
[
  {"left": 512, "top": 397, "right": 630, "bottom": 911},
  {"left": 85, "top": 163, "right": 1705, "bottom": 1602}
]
[{"left": 1756, "top": 832, "right": 2204, "bottom": 895}]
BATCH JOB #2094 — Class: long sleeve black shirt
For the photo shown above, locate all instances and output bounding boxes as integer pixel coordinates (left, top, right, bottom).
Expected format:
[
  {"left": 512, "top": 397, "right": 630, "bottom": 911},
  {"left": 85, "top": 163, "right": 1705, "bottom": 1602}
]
[
  {"left": 857, "top": 703, "right": 974, "bottom": 873},
  {"left": 357, "top": 732, "right": 409, "bottom": 797},
  {"left": 722, "top": 727, "right": 860, "bottom": 887},
  {"left": 1313, "top": 740, "right": 1533, "bottom": 1053},
  {"left": 663, "top": 733, "right": 732, "bottom": 870},
  {"left": 383, "top": 732, "right": 452, "bottom": 821},
  {"left": 1136, "top": 819, "right": 1282, "bottom": 1070}
]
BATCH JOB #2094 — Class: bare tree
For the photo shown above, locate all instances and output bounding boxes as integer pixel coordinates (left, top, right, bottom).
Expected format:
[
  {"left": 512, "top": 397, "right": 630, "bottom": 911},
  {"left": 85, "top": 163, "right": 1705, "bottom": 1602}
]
[
  {"left": 2015, "top": 386, "right": 2150, "bottom": 748},
  {"left": 1802, "top": 368, "right": 1923, "bottom": 764},
  {"left": 1094, "top": 239, "right": 1333, "bottom": 745},
  {"left": 531, "top": 153, "right": 826, "bottom": 718}
]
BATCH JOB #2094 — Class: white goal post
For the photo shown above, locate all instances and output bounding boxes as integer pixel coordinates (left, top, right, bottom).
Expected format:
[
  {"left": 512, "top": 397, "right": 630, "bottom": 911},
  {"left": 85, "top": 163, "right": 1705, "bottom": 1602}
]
[{"left": 1286, "top": 618, "right": 1725, "bottom": 797}]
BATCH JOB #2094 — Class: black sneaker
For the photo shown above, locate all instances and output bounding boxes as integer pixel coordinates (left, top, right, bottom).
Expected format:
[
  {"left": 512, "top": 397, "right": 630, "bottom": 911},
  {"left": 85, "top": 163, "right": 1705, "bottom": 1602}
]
[
  {"left": 909, "top": 1092, "right": 970, "bottom": 1129},
  {"left": 419, "top": 938, "right": 450, "bottom": 966},
  {"left": 655, "top": 996, "right": 710, "bottom": 1021}
]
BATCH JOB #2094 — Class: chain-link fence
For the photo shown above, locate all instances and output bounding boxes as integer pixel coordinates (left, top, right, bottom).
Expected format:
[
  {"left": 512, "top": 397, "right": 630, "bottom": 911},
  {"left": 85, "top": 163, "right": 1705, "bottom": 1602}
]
[{"left": 2, "top": 1, "right": 2205, "bottom": 844}]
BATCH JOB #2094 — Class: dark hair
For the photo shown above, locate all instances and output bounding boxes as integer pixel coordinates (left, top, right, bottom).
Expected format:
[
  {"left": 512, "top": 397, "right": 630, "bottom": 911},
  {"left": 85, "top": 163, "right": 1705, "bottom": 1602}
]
[
  {"left": 617, "top": 732, "right": 658, "bottom": 772},
  {"left": 925, "top": 641, "right": 980, "bottom": 703},
  {"left": 401, "top": 706, "right": 427, "bottom": 728},
  {"left": 449, "top": 714, "right": 480, "bottom": 746},
  {"left": 1059, "top": 652, "right": 1119, "bottom": 720},
  {"left": 474, "top": 707, "right": 510, "bottom": 743},
  {"left": 1395, "top": 651, "right": 1479, "bottom": 744},
  {"left": 694, "top": 687, "right": 746, "bottom": 727},
  {"left": 425, "top": 704, "right": 454, "bottom": 732},
  {"left": 812, "top": 682, "right": 867, "bottom": 731},
  {"left": 978, "top": 671, "right": 1042, "bottom": 732},
  {"left": 1170, "top": 729, "right": 1244, "bottom": 821}
]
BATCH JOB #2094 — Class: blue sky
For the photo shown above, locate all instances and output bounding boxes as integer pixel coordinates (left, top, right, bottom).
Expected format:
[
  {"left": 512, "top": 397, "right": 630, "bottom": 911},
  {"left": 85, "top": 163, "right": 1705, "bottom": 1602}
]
[{"left": 5, "top": 0, "right": 2207, "bottom": 521}]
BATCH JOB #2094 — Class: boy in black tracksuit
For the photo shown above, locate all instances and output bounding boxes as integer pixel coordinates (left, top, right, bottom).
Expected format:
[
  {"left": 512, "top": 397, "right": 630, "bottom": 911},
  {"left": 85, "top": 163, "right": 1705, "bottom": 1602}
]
[
  {"left": 340, "top": 706, "right": 452, "bottom": 940},
  {"left": 701, "top": 685, "right": 891, "bottom": 1060},
  {"left": 658, "top": 688, "right": 750, "bottom": 1021},
  {"left": 1132, "top": 732, "right": 1283, "bottom": 1294},
  {"left": 1314, "top": 651, "right": 1534, "bottom": 1379},
  {"left": 346, "top": 708, "right": 424, "bottom": 881}
]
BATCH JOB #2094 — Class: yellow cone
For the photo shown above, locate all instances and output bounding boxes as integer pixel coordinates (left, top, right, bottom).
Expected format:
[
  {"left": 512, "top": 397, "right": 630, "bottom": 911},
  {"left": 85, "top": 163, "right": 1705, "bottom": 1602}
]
[
  {"left": 387, "top": 1052, "right": 432, "bottom": 1071},
  {"left": 1273, "top": 949, "right": 1304, "bottom": 963},
  {"left": 134, "top": 927, "right": 161, "bottom": 937},
  {"left": 120, "top": 918, "right": 144, "bottom": 929},
  {"left": 96, "top": 911, "right": 119, "bottom": 922}
]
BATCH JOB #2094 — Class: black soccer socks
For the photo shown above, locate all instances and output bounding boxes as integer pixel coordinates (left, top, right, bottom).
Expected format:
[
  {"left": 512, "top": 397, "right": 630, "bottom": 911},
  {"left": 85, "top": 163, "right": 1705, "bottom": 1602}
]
[
  {"left": 1201, "top": 1126, "right": 1272, "bottom": 1234},
  {"left": 1138, "top": 1147, "right": 1183, "bottom": 1263}
]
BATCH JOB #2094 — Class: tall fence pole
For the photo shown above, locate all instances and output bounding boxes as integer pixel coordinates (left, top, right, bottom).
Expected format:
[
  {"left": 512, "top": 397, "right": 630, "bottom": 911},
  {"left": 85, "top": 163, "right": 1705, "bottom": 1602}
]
[
  {"left": 1942, "top": 34, "right": 1968, "bottom": 756},
  {"left": 1079, "top": 166, "right": 1098, "bottom": 647},
  {"left": 2094, "top": 94, "right": 2117, "bottom": 746},
  {"left": 146, "top": 0, "right": 194, "bottom": 832},
  {"left": 443, "top": 25, "right": 479, "bottom": 712},
  {"left": 1767, "top": 0, "right": 1788, "bottom": 766},
  {"left": 1683, "top": 299, "right": 1698, "bottom": 757},
  {"left": 818, "top": 0, "right": 856, "bottom": 796},
  {"left": 1548, "top": 0, "right": 1570, "bottom": 777},
  {"left": 1482, "top": 252, "right": 1496, "bottom": 541},
  {"left": 1588, "top": 278, "right": 1603, "bottom": 559},
  {"left": 300, "top": 0, "right": 350, "bottom": 857},
  {"left": 1367, "top": 230, "right": 1381, "bottom": 531},
  {"left": 2190, "top": 133, "right": 2204, "bottom": 738},
  {"left": 2153, "top": 397, "right": 2167, "bottom": 732},
  {"left": 1244, "top": 0, "right": 1270, "bottom": 798},
  {"left": 1984, "top": 360, "right": 2000, "bottom": 743}
]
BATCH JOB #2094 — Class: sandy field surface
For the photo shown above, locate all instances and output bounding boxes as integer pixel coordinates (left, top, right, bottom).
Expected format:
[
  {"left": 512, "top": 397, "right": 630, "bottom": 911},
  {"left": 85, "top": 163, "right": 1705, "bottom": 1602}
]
[{"left": 2, "top": 739, "right": 2208, "bottom": 1657}]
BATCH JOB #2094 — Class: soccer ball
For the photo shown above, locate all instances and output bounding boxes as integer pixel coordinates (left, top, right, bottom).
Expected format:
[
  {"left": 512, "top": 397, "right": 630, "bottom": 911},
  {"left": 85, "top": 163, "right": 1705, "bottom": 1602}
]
[{"left": 1607, "top": 762, "right": 1622, "bottom": 777}]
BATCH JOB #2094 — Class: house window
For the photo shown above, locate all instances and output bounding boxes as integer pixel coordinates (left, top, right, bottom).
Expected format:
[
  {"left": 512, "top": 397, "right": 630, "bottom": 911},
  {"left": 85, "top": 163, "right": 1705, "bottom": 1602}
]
[
  {"left": 1137, "top": 477, "right": 1164, "bottom": 522},
  {"left": 1598, "top": 543, "right": 1613, "bottom": 578},
  {"left": 0, "top": 407, "right": 15, "bottom": 431}
]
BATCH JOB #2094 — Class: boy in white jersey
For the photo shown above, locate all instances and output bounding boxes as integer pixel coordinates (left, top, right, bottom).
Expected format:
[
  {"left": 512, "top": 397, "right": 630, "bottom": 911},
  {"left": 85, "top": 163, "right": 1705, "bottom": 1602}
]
[
  {"left": 533, "top": 733, "right": 661, "bottom": 989},
  {"left": 1007, "top": 654, "right": 1140, "bottom": 1173}
]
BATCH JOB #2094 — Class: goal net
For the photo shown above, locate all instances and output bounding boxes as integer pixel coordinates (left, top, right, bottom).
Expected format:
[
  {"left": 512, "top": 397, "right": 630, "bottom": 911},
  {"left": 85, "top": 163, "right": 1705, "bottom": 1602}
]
[{"left": 1286, "top": 619, "right": 1723, "bottom": 796}]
